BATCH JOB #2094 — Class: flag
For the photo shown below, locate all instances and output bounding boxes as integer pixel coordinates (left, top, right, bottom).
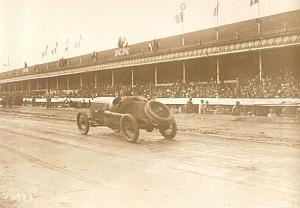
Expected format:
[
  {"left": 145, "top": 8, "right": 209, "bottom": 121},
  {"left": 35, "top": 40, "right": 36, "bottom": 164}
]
[
  {"left": 250, "top": 0, "right": 259, "bottom": 6},
  {"left": 148, "top": 39, "right": 159, "bottom": 52},
  {"left": 154, "top": 39, "right": 159, "bottom": 49},
  {"left": 118, "top": 36, "right": 128, "bottom": 48},
  {"left": 213, "top": 2, "right": 219, "bottom": 16},
  {"left": 175, "top": 11, "right": 183, "bottom": 23},
  {"left": 148, "top": 42, "right": 153, "bottom": 52},
  {"left": 65, "top": 46, "right": 68, "bottom": 52}
]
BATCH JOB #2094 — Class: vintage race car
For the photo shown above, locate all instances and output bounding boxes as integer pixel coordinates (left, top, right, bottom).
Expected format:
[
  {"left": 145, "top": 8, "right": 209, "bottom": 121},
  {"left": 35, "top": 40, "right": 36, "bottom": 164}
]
[{"left": 76, "top": 96, "right": 177, "bottom": 142}]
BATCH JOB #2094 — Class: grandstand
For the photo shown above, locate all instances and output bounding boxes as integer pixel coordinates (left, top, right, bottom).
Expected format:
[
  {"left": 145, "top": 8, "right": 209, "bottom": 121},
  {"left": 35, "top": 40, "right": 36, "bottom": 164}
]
[{"left": 0, "top": 10, "right": 299, "bottom": 103}]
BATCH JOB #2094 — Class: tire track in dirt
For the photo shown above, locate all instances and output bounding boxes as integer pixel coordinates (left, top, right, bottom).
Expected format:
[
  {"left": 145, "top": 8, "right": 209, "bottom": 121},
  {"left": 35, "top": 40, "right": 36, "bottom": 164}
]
[
  {"left": 0, "top": 144, "right": 107, "bottom": 189},
  {"left": 0, "top": 126, "right": 147, "bottom": 165}
]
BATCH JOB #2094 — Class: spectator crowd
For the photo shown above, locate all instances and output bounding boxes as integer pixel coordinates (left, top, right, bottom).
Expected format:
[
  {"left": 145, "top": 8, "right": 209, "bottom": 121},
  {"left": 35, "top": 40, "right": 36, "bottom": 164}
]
[{"left": 1, "top": 71, "right": 300, "bottom": 100}]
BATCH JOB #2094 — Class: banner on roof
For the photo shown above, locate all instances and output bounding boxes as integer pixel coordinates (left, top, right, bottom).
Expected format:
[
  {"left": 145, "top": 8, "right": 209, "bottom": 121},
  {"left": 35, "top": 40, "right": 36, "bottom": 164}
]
[{"left": 114, "top": 48, "right": 129, "bottom": 57}]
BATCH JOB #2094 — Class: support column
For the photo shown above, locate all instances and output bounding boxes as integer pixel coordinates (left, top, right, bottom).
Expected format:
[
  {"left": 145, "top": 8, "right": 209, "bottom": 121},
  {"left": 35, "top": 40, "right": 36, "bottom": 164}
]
[
  {"left": 28, "top": 80, "right": 31, "bottom": 92},
  {"left": 46, "top": 79, "right": 48, "bottom": 91},
  {"left": 56, "top": 77, "right": 59, "bottom": 90},
  {"left": 215, "top": 28, "right": 219, "bottom": 41},
  {"left": 15, "top": 83, "right": 17, "bottom": 92},
  {"left": 67, "top": 76, "right": 70, "bottom": 90},
  {"left": 216, "top": 56, "right": 220, "bottom": 84},
  {"left": 182, "top": 61, "right": 186, "bottom": 84},
  {"left": 154, "top": 64, "right": 158, "bottom": 86},
  {"left": 111, "top": 70, "right": 114, "bottom": 87},
  {"left": 80, "top": 74, "right": 83, "bottom": 89},
  {"left": 131, "top": 68, "right": 134, "bottom": 87},
  {"left": 36, "top": 80, "right": 39, "bottom": 91},
  {"left": 256, "top": 18, "right": 261, "bottom": 34},
  {"left": 8, "top": 84, "right": 11, "bottom": 93},
  {"left": 258, "top": 50, "right": 262, "bottom": 81},
  {"left": 94, "top": 73, "right": 97, "bottom": 89},
  {"left": 21, "top": 82, "right": 24, "bottom": 92}
]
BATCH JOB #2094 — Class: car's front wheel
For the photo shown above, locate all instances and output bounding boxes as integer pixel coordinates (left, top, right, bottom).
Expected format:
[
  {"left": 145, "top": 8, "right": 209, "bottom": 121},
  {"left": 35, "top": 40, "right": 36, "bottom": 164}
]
[
  {"left": 120, "top": 114, "right": 139, "bottom": 143},
  {"left": 77, "top": 112, "right": 89, "bottom": 135},
  {"left": 159, "top": 119, "right": 177, "bottom": 139}
]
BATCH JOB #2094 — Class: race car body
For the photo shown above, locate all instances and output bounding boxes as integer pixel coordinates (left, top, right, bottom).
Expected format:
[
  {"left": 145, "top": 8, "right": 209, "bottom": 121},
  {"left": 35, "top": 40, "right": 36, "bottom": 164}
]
[{"left": 76, "top": 96, "right": 177, "bottom": 142}]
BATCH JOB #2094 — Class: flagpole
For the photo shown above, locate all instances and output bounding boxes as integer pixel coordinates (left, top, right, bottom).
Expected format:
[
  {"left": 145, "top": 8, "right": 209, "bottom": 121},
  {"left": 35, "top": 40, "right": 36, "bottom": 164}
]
[
  {"left": 215, "top": 1, "right": 219, "bottom": 41},
  {"left": 46, "top": 47, "right": 49, "bottom": 70},
  {"left": 257, "top": 0, "right": 260, "bottom": 18},
  {"left": 216, "top": 1, "right": 219, "bottom": 27},
  {"left": 257, "top": 0, "right": 261, "bottom": 33},
  {"left": 56, "top": 43, "right": 58, "bottom": 61},
  {"left": 180, "top": 2, "right": 186, "bottom": 47},
  {"left": 182, "top": 12, "right": 185, "bottom": 46}
]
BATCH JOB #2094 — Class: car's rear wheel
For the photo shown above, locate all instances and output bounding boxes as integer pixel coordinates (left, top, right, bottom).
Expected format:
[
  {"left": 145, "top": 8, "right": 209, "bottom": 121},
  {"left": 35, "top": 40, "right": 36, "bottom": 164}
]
[
  {"left": 120, "top": 114, "right": 139, "bottom": 143},
  {"left": 77, "top": 112, "right": 89, "bottom": 135},
  {"left": 159, "top": 119, "right": 177, "bottom": 139},
  {"left": 145, "top": 100, "right": 173, "bottom": 125}
]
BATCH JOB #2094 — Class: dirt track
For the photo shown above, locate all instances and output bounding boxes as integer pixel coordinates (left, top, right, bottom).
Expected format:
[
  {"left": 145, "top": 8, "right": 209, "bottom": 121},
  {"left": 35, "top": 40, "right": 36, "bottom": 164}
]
[{"left": 0, "top": 107, "right": 300, "bottom": 208}]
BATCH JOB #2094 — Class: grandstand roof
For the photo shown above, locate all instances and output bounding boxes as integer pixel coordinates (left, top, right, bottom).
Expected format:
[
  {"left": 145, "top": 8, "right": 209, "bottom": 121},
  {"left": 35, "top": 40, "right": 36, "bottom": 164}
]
[{"left": 1, "top": 9, "right": 300, "bottom": 81}]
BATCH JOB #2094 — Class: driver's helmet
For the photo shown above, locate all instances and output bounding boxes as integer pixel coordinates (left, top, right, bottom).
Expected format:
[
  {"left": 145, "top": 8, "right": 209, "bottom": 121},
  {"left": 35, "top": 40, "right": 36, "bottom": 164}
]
[{"left": 109, "top": 96, "right": 122, "bottom": 110}]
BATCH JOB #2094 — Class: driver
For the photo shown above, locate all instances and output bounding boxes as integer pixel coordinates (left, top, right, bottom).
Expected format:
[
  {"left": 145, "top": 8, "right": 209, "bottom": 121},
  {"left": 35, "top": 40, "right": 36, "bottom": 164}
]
[{"left": 112, "top": 95, "right": 142, "bottom": 113}]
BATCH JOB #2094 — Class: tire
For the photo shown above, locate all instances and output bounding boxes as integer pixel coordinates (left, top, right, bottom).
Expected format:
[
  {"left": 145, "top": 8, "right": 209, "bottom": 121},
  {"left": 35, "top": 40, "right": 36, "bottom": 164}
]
[
  {"left": 145, "top": 100, "right": 173, "bottom": 124},
  {"left": 120, "top": 114, "right": 139, "bottom": 143},
  {"left": 159, "top": 119, "right": 177, "bottom": 139},
  {"left": 77, "top": 112, "right": 89, "bottom": 135}
]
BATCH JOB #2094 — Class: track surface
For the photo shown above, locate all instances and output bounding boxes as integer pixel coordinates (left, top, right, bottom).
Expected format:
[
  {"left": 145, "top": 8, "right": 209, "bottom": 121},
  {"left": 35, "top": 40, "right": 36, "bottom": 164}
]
[{"left": 0, "top": 108, "right": 299, "bottom": 208}]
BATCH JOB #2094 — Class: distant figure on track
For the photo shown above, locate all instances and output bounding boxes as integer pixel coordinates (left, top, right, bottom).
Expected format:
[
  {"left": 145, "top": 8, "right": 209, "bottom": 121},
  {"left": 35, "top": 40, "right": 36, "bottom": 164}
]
[
  {"left": 232, "top": 101, "right": 241, "bottom": 116},
  {"left": 46, "top": 90, "right": 52, "bottom": 110},
  {"left": 185, "top": 97, "right": 194, "bottom": 113},
  {"left": 7, "top": 94, "right": 13, "bottom": 108}
]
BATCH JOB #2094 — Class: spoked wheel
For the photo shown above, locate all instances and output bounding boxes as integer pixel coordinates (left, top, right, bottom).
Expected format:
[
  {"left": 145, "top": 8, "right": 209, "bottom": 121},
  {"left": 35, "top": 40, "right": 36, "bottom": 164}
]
[
  {"left": 145, "top": 100, "right": 172, "bottom": 124},
  {"left": 159, "top": 119, "right": 177, "bottom": 139},
  {"left": 120, "top": 114, "right": 139, "bottom": 143},
  {"left": 77, "top": 112, "right": 90, "bottom": 135}
]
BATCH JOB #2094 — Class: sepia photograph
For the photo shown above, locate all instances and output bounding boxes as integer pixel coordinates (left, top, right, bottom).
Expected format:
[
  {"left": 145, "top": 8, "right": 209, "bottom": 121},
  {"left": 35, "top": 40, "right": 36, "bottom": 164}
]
[{"left": 0, "top": 0, "right": 300, "bottom": 207}]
